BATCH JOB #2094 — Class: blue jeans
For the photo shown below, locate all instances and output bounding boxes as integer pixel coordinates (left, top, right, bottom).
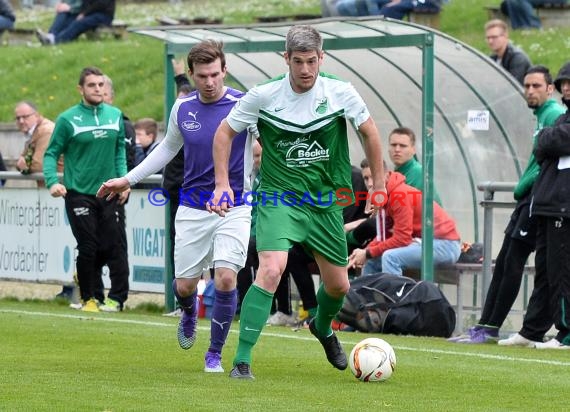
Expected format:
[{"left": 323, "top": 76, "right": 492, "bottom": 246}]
[
  {"left": 336, "top": 0, "right": 371, "bottom": 16},
  {"left": 362, "top": 239, "right": 461, "bottom": 276},
  {"left": 502, "top": 0, "right": 540, "bottom": 29},
  {"left": 54, "top": 13, "right": 113, "bottom": 43},
  {"left": 49, "top": 12, "right": 80, "bottom": 36},
  {"left": 502, "top": 0, "right": 566, "bottom": 29},
  {"left": 366, "top": 0, "right": 390, "bottom": 14},
  {"left": 0, "top": 15, "right": 14, "bottom": 34}
]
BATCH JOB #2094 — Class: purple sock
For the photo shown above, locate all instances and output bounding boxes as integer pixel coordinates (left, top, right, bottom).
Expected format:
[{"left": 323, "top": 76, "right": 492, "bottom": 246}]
[
  {"left": 209, "top": 289, "right": 237, "bottom": 353},
  {"left": 172, "top": 279, "right": 197, "bottom": 316}
]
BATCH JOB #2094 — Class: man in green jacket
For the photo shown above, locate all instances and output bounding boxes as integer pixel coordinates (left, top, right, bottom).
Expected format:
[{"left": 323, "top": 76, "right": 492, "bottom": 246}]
[
  {"left": 450, "top": 65, "right": 565, "bottom": 344},
  {"left": 388, "top": 126, "right": 442, "bottom": 205},
  {"left": 43, "top": 66, "right": 129, "bottom": 313}
]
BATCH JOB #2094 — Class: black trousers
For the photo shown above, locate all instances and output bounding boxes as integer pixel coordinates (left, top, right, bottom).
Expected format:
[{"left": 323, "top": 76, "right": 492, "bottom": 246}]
[
  {"left": 521, "top": 216, "right": 570, "bottom": 343},
  {"left": 479, "top": 236, "right": 534, "bottom": 328},
  {"left": 479, "top": 199, "right": 537, "bottom": 329},
  {"left": 65, "top": 191, "right": 129, "bottom": 304},
  {"left": 94, "top": 202, "right": 130, "bottom": 305},
  {"left": 237, "top": 236, "right": 258, "bottom": 310}
]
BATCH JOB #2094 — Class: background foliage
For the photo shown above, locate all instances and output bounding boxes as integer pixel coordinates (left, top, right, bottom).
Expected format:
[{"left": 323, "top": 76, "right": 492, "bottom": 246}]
[{"left": 1, "top": 0, "right": 569, "bottom": 123}]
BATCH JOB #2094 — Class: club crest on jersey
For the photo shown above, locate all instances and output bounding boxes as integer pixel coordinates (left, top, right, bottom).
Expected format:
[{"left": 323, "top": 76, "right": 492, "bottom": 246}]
[
  {"left": 182, "top": 111, "right": 201, "bottom": 132},
  {"left": 286, "top": 140, "right": 329, "bottom": 168},
  {"left": 315, "top": 98, "right": 328, "bottom": 114}
]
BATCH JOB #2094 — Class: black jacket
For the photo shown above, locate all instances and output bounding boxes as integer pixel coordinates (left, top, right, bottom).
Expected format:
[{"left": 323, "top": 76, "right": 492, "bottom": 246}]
[
  {"left": 80, "top": 0, "right": 115, "bottom": 18},
  {"left": 531, "top": 62, "right": 570, "bottom": 217},
  {"left": 490, "top": 43, "right": 531, "bottom": 86}
]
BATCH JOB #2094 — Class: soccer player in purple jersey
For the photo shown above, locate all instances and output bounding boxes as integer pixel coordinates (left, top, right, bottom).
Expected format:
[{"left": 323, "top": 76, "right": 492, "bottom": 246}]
[{"left": 97, "top": 40, "right": 255, "bottom": 373}]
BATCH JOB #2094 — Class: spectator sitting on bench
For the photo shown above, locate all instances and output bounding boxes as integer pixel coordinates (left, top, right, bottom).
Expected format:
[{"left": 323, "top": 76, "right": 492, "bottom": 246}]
[
  {"left": 345, "top": 127, "right": 443, "bottom": 252},
  {"left": 348, "top": 166, "right": 461, "bottom": 277},
  {"left": 40, "top": 1, "right": 83, "bottom": 43},
  {"left": 336, "top": 0, "right": 445, "bottom": 18},
  {"left": 36, "top": 0, "right": 115, "bottom": 45},
  {"left": 368, "top": 0, "right": 445, "bottom": 20},
  {"left": 500, "top": 0, "right": 568, "bottom": 30},
  {"left": 0, "top": 0, "right": 15, "bottom": 35}
]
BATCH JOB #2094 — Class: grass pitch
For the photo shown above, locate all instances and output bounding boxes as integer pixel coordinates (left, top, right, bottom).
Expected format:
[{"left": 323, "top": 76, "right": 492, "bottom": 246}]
[{"left": 1, "top": 299, "right": 569, "bottom": 411}]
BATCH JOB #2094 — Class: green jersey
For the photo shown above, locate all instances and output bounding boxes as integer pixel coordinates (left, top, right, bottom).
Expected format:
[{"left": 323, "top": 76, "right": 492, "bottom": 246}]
[
  {"left": 226, "top": 72, "right": 370, "bottom": 212},
  {"left": 43, "top": 101, "right": 127, "bottom": 195},
  {"left": 514, "top": 98, "right": 565, "bottom": 200}
]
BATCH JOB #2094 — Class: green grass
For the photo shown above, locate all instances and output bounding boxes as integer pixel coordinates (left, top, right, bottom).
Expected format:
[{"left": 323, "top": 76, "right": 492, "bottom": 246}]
[
  {"left": 2, "top": 0, "right": 570, "bottom": 124},
  {"left": 1, "top": 299, "right": 570, "bottom": 411}
]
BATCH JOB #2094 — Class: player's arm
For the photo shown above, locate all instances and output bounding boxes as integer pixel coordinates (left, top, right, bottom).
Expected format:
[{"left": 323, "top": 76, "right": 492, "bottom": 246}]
[
  {"left": 209, "top": 119, "right": 239, "bottom": 216},
  {"left": 358, "top": 117, "right": 385, "bottom": 198},
  {"left": 98, "top": 103, "right": 183, "bottom": 200}
]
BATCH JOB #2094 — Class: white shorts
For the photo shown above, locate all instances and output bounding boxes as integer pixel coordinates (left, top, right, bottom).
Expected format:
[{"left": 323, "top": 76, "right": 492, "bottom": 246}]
[{"left": 174, "top": 205, "right": 252, "bottom": 279}]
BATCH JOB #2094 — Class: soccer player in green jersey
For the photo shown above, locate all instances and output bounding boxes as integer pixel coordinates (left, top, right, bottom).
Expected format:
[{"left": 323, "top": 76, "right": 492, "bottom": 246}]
[{"left": 209, "top": 25, "right": 385, "bottom": 379}]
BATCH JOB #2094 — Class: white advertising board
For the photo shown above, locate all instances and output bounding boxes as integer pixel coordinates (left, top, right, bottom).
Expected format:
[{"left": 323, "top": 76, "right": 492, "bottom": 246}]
[{"left": 0, "top": 188, "right": 167, "bottom": 293}]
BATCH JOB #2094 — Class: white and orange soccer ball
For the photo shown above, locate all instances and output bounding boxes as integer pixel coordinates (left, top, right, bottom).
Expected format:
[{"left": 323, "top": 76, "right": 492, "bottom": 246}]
[{"left": 349, "top": 338, "right": 396, "bottom": 382}]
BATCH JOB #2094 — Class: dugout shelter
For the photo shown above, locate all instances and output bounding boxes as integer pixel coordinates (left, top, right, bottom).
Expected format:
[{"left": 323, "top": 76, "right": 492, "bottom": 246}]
[{"left": 132, "top": 17, "right": 534, "bottom": 291}]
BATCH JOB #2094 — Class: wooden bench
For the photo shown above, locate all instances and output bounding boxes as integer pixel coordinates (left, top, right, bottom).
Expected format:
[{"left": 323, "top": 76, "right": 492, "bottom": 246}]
[
  {"left": 536, "top": 2, "right": 570, "bottom": 28},
  {"left": 156, "top": 16, "right": 223, "bottom": 26},
  {"left": 85, "top": 20, "right": 129, "bottom": 41},
  {"left": 485, "top": 5, "right": 506, "bottom": 21},
  {"left": 406, "top": 6, "right": 441, "bottom": 30},
  {"left": 485, "top": 2, "right": 570, "bottom": 28},
  {"left": 255, "top": 14, "right": 322, "bottom": 23},
  {"left": 1, "top": 27, "right": 36, "bottom": 46}
]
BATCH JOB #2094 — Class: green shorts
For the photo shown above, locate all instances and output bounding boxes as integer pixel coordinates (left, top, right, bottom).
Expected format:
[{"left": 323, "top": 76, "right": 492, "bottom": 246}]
[{"left": 256, "top": 203, "right": 348, "bottom": 266}]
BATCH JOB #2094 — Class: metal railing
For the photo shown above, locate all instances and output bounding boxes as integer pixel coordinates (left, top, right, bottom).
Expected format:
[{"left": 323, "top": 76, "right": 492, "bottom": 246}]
[
  {"left": 476, "top": 181, "right": 517, "bottom": 307},
  {"left": 0, "top": 171, "right": 163, "bottom": 184},
  {"left": 1, "top": 172, "right": 522, "bottom": 313}
]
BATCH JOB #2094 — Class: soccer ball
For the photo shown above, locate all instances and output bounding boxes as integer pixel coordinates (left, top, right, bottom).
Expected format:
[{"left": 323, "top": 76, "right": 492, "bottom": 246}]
[{"left": 349, "top": 338, "right": 396, "bottom": 382}]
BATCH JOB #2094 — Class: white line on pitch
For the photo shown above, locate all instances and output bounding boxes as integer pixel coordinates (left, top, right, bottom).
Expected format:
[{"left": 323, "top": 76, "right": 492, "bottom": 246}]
[{"left": 3, "top": 308, "right": 569, "bottom": 367}]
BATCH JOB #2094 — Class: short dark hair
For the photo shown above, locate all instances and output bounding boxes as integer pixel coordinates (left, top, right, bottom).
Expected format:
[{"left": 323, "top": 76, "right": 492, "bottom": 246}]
[
  {"left": 177, "top": 83, "right": 194, "bottom": 97},
  {"left": 78, "top": 67, "right": 103, "bottom": 86},
  {"left": 525, "top": 65, "right": 553, "bottom": 85},
  {"left": 389, "top": 126, "right": 416, "bottom": 146},
  {"left": 187, "top": 40, "right": 226, "bottom": 73},
  {"left": 360, "top": 158, "right": 369, "bottom": 169}
]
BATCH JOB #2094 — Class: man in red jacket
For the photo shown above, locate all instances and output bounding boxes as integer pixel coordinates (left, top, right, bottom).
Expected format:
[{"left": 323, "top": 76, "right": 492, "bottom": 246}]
[{"left": 348, "top": 171, "right": 461, "bottom": 276}]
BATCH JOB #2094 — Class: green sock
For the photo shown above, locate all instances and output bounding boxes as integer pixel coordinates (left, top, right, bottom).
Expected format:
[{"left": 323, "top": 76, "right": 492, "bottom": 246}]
[
  {"left": 233, "top": 284, "right": 273, "bottom": 366},
  {"left": 307, "top": 307, "right": 317, "bottom": 318},
  {"left": 314, "top": 283, "right": 345, "bottom": 338}
]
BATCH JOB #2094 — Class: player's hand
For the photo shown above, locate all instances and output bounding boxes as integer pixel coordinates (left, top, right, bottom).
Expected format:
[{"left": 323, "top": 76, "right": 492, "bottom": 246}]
[
  {"left": 207, "top": 184, "right": 234, "bottom": 217},
  {"left": 16, "top": 156, "right": 28, "bottom": 173},
  {"left": 368, "top": 185, "right": 387, "bottom": 213},
  {"left": 171, "top": 58, "right": 186, "bottom": 76},
  {"left": 96, "top": 177, "right": 130, "bottom": 201},
  {"left": 348, "top": 248, "right": 367, "bottom": 269},
  {"left": 117, "top": 187, "right": 131, "bottom": 205},
  {"left": 49, "top": 183, "right": 67, "bottom": 198}
]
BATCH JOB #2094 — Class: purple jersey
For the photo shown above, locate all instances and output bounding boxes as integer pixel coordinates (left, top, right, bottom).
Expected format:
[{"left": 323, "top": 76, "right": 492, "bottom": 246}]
[{"left": 175, "top": 88, "right": 250, "bottom": 209}]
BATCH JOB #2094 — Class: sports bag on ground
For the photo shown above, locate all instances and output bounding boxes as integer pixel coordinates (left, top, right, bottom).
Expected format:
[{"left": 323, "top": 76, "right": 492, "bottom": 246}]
[{"left": 337, "top": 273, "right": 455, "bottom": 337}]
